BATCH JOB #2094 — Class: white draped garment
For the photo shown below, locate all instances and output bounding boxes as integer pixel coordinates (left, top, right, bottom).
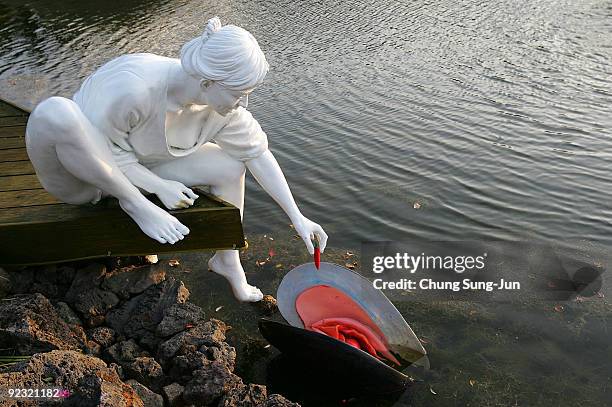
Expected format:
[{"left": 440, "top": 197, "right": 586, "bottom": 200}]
[{"left": 72, "top": 53, "right": 268, "bottom": 169}]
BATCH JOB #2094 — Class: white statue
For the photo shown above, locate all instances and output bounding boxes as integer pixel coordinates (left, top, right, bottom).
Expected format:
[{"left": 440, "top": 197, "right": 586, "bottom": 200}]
[{"left": 25, "top": 17, "right": 328, "bottom": 302}]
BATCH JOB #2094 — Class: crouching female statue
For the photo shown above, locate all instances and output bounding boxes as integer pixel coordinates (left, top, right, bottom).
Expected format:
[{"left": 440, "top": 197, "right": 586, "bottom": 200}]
[{"left": 25, "top": 17, "right": 328, "bottom": 302}]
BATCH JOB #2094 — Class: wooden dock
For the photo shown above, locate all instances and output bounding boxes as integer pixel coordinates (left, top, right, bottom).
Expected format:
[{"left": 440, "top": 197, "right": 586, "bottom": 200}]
[{"left": 0, "top": 99, "right": 245, "bottom": 265}]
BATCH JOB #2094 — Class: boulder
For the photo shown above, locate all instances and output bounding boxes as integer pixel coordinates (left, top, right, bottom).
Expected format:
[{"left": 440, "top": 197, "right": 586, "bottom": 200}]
[
  {"left": 156, "top": 302, "right": 205, "bottom": 338},
  {"left": 201, "top": 341, "right": 237, "bottom": 372},
  {"left": 104, "top": 340, "right": 163, "bottom": 392},
  {"left": 110, "top": 362, "right": 125, "bottom": 380},
  {"left": 162, "top": 382, "right": 185, "bottom": 407},
  {"left": 168, "top": 343, "right": 235, "bottom": 384},
  {"left": 88, "top": 326, "right": 116, "bottom": 348},
  {"left": 62, "top": 263, "right": 118, "bottom": 327},
  {"left": 123, "top": 357, "right": 164, "bottom": 393},
  {"left": 0, "top": 350, "right": 143, "bottom": 406},
  {"left": 64, "top": 263, "right": 106, "bottom": 304},
  {"left": 219, "top": 383, "right": 268, "bottom": 407},
  {"left": 73, "top": 288, "right": 120, "bottom": 327},
  {"left": 54, "top": 301, "right": 83, "bottom": 326},
  {"left": 55, "top": 265, "right": 78, "bottom": 288},
  {"left": 0, "top": 294, "right": 85, "bottom": 354},
  {"left": 82, "top": 341, "right": 100, "bottom": 358},
  {"left": 157, "top": 319, "right": 228, "bottom": 366},
  {"left": 126, "top": 380, "right": 164, "bottom": 407},
  {"left": 0, "top": 260, "right": 302, "bottom": 407},
  {"left": 102, "top": 264, "right": 166, "bottom": 300},
  {"left": 106, "top": 278, "right": 189, "bottom": 349},
  {"left": 167, "top": 351, "right": 210, "bottom": 384},
  {"left": 104, "top": 339, "right": 149, "bottom": 364},
  {"left": 182, "top": 361, "right": 242, "bottom": 406},
  {"left": 54, "top": 301, "right": 91, "bottom": 352},
  {"left": 7, "top": 265, "right": 76, "bottom": 299}
]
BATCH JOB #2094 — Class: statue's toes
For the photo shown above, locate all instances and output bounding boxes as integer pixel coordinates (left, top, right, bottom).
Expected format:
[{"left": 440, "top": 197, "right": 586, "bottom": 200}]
[{"left": 249, "top": 286, "right": 264, "bottom": 302}]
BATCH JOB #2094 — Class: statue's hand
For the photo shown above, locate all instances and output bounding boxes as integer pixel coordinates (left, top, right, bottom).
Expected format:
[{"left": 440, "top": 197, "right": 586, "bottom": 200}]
[
  {"left": 293, "top": 216, "right": 328, "bottom": 255},
  {"left": 155, "top": 179, "right": 199, "bottom": 210}
]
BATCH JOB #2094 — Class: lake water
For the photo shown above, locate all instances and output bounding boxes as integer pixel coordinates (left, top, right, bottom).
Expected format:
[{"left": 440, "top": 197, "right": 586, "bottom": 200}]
[
  {"left": 2, "top": 0, "right": 612, "bottom": 245},
  {"left": 1, "top": 0, "right": 611, "bottom": 405}
]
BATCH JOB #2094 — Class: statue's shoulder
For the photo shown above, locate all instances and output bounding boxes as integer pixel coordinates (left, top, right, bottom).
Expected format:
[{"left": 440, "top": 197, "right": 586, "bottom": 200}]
[
  {"left": 73, "top": 55, "right": 168, "bottom": 119},
  {"left": 83, "top": 53, "right": 174, "bottom": 101},
  {"left": 105, "top": 53, "right": 173, "bottom": 67},
  {"left": 95, "top": 53, "right": 172, "bottom": 80}
]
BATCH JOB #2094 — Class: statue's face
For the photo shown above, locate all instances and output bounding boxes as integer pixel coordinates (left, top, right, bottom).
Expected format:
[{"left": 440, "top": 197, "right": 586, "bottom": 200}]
[{"left": 201, "top": 81, "right": 255, "bottom": 116}]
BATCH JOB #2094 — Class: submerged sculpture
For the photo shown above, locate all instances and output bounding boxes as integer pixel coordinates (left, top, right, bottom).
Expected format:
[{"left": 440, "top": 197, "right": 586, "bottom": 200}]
[
  {"left": 259, "top": 262, "right": 428, "bottom": 397},
  {"left": 25, "top": 17, "right": 328, "bottom": 302}
]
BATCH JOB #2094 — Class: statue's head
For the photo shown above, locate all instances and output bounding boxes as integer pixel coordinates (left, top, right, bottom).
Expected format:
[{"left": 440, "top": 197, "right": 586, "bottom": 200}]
[{"left": 180, "top": 17, "right": 268, "bottom": 115}]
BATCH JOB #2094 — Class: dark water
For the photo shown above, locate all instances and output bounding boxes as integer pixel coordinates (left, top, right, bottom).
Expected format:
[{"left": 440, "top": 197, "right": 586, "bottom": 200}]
[
  {"left": 1, "top": 1, "right": 611, "bottom": 406},
  {"left": 1, "top": 0, "right": 612, "bottom": 245}
]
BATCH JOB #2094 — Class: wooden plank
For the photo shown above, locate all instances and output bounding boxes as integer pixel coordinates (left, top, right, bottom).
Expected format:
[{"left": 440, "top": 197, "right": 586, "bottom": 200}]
[
  {"left": 0, "top": 190, "right": 245, "bottom": 265},
  {"left": 0, "top": 102, "right": 28, "bottom": 117},
  {"left": 0, "top": 116, "right": 28, "bottom": 127},
  {"left": 0, "top": 208, "right": 244, "bottom": 265},
  {"left": 0, "top": 161, "right": 35, "bottom": 176},
  {"left": 0, "top": 174, "right": 42, "bottom": 192},
  {"left": 0, "top": 148, "right": 28, "bottom": 162},
  {"left": 0, "top": 125, "right": 26, "bottom": 138},
  {"left": 0, "top": 137, "right": 25, "bottom": 149},
  {"left": 0, "top": 190, "right": 223, "bottom": 223},
  {"left": 0, "top": 189, "right": 60, "bottom": 209}
]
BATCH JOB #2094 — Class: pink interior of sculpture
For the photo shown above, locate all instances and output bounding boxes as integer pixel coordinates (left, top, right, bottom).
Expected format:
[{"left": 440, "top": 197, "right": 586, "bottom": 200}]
[{"left": 295, "top": 285, "right": 400, "bottom": 365}]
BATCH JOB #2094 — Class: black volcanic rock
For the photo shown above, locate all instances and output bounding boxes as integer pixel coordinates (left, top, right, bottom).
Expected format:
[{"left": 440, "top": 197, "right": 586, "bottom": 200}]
[
  {"left": 183, "top": 361, "right": 242, "bottom": 406},
  {"left": 88, "top": 326, "right": 116, "bottom": 348},
  {"left": 102, "top": 264, "right": 166, "bottom": 300},
  {"left": 162, "top": 382, "right": 185, "bottom": 407},
  {"left": 106, "top": 277, "right": 189, "bottom": 350},
  {"left": 157, "top": 319, "right": 228, "bottom": 366},
  {"left": 0, "top": 350, "right": 144, "bottom": 406},
  {"left": 127, "top": 380, "right": 164, "bottom": 407},
  {"left": 219, "top": 382, "right": 267, "bottom": 407},
  {"left": 0, "top": 294, "right": 85, "bottom": 354},
  {"left": 156, "top": 302, "right": 205, "bottom": 338}
]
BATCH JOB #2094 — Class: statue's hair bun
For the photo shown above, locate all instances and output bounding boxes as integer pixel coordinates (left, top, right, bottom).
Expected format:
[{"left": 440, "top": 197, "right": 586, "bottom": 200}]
[
  {"left": 202, "top": 16, "right": 222, "bottom": 43},
  {"left": 180, "top": 16, "right": 269, "bottom": 90}
]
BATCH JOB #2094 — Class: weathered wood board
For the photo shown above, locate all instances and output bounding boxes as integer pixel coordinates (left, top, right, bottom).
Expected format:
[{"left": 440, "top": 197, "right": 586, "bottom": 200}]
[{"left": 0, "top": 98, "right": 245, "bottom": 265}]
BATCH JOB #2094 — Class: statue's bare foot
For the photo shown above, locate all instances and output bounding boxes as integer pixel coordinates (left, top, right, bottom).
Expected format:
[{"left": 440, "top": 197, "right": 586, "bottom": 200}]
[
  {"left": 119, "top": 196, "right": 190, "bottom": 244},
  {"left": 208, "top": 253, "right": 263, "bottom": 302}
]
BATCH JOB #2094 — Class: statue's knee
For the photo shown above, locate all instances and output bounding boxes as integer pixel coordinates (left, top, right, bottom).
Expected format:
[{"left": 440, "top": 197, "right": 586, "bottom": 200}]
[{"left": 30, "top": 97, "right": 81, "bottom": 134}]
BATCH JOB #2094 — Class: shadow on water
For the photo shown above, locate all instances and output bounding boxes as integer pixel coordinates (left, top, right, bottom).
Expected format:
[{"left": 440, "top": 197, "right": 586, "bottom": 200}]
[{"left": 162, "top": 228, "right": 612, "bottom": 406}]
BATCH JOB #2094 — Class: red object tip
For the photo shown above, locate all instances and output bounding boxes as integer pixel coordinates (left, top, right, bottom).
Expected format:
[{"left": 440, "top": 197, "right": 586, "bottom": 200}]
[{"left": 313, "top": 238, "right": 321, "bottom": 269}]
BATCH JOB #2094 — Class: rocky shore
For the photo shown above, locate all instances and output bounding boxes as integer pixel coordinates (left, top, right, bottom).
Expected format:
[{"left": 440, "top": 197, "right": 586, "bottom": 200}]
[{"left": 0, "top": 257, "right": 299, "bottom": 407}]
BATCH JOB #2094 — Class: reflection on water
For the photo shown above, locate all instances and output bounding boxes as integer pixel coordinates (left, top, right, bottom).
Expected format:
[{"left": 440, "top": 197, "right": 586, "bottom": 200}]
[{"left": 1, "top": 0, "right": 611, "bottom": 405}]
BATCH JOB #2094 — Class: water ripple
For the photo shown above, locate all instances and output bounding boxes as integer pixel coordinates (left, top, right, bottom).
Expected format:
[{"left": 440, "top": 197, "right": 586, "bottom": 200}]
[{"left": 0, "top": 0, "right": 611, "bottom": 245}]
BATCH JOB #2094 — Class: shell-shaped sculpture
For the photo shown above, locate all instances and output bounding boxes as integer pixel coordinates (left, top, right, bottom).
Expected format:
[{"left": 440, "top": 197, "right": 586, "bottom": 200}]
[
  {"left": 258, "top": 319, "right": 412, "bottom": 396},
  {"left": 276, "top": 262, "right": 427, "bottom": 366}
]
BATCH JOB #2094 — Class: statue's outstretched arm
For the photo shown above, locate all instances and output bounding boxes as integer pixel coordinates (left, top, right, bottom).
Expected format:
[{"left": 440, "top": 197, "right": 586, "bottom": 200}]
[{"left": 246, "top": 149, "right": 328, "bottom": 254}]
